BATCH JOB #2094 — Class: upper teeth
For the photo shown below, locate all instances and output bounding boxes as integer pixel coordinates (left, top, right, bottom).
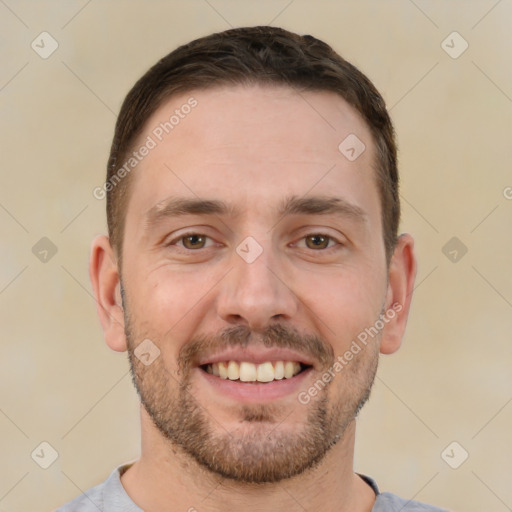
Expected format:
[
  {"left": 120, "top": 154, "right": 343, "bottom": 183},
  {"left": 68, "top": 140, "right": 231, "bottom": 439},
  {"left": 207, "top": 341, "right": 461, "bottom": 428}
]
[{"left": 205, "top": 361, "right": 302, "bottom": 382}]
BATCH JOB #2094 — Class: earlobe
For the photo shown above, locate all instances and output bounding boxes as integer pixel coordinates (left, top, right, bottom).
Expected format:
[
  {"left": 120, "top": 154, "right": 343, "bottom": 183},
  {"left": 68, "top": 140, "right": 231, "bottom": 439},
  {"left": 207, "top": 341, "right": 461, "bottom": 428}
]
[
  {"left": 89, "top": 235, "right": 127, "bottom": 352},
  {"left": 380, "top": 233, "right": 417, "bottom": 355}
]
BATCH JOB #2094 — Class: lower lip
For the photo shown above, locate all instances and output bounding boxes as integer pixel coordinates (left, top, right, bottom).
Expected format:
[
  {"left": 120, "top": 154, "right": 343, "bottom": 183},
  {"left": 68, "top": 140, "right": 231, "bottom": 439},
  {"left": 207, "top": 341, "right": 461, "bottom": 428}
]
[{"left": 196, "top": 367, "right": 313, "bottom": 403}]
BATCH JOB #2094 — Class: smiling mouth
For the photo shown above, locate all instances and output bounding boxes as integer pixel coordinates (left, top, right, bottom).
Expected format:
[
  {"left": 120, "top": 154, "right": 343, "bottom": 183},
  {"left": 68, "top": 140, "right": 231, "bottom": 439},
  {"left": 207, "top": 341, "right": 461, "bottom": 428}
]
[{"left": 200, "top": 361, "right": 311, "bottom": 383}]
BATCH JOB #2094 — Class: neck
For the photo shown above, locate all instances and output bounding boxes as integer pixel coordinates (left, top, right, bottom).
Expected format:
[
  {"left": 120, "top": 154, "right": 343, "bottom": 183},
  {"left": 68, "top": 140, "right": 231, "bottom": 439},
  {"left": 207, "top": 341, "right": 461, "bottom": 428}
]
[{"left": 121, "top": 406, "right": 376, "bottom": 512}]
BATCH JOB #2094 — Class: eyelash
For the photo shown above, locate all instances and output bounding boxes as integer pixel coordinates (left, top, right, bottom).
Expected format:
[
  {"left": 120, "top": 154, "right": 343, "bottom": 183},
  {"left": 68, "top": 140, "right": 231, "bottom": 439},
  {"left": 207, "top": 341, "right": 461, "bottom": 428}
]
[
  {"left": 294, "top": 234, "right": 340, "bottom": 250},
  {"left": 167, "top": 232, "right": 342, "bottom": 251},
  {"left": 167, "top": 232, "right": 216, "bottom": 250}
]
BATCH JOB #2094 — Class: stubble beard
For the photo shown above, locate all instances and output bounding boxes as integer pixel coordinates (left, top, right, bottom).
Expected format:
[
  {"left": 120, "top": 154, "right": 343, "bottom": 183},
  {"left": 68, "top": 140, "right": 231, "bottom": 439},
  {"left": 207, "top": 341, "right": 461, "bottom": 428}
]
[{"left": 125, "top": 313, "right": 379, "bottom": 484}]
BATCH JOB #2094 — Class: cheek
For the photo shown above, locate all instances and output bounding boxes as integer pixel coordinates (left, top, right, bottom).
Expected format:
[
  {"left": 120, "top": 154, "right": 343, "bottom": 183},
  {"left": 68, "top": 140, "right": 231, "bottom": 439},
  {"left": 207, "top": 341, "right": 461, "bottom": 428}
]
[
  {"left": 293, "top": 267, "right": 385, "bottom": 349},
  {"left": 126, "top": 265, "right": 218, "bottom": 347}
]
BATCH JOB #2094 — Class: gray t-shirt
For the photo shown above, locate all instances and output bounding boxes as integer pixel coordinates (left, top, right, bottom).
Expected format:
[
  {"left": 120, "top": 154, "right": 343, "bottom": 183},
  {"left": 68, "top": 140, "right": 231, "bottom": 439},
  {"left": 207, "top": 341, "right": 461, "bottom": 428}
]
[{"left": 55, "top": 464, "right": 449, "bottom": 511}]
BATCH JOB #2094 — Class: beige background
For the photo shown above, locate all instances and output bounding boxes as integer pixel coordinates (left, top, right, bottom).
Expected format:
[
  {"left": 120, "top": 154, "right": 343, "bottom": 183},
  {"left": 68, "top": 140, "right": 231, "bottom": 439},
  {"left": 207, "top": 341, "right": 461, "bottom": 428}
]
[{"left": 1, "top": 1, "right": 511, "bottom": 511}]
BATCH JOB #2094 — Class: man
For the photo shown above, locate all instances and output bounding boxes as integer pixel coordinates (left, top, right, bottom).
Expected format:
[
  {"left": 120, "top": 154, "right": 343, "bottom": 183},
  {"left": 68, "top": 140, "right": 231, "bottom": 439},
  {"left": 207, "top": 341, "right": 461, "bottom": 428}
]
[{"left": 58, "top": 26, "right": 448, "bottom": 511}]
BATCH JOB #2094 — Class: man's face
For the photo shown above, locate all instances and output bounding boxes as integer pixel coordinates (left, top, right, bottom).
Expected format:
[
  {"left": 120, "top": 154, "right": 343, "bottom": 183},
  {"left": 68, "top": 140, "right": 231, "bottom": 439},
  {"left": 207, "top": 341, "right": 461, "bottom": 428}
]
[{"left": 120, "top": 85, "right": 390, "bottom": 483}]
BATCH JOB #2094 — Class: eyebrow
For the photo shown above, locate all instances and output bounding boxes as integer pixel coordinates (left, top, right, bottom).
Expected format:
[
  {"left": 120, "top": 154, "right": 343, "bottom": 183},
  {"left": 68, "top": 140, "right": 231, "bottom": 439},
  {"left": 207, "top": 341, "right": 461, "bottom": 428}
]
[
  {"left": 278, "top": 195, "right": 367, "bottom": 222},
  {"left": 145, "top": 197, "right": 234, "bottom": 228},
  {"left": 145, "top": 194, "right": 367, "bottom": 229}
]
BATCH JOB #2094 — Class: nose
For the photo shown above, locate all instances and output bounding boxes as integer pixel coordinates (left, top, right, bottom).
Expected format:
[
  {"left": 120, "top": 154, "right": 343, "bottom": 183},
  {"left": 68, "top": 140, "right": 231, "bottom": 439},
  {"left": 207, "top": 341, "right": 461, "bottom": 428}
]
[{"left": 216, "top": 242, "right": 299, "bottom": 331}]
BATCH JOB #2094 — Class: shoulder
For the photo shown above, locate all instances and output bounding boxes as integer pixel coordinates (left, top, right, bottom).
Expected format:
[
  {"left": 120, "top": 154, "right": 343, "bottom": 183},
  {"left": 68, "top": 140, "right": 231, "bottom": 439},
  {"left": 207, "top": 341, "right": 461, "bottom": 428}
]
[
  {"left": 374, "top": 491, "right": 451, "bottom": 511},
  {"left": 54, "top": 464, "right": 141, "bottom": 512},
  {"left": 359, "top": 474, "right": 450, "bottom": 512},
  {"left": 54, "top": 479, "right": 106, "bottom": 511}
]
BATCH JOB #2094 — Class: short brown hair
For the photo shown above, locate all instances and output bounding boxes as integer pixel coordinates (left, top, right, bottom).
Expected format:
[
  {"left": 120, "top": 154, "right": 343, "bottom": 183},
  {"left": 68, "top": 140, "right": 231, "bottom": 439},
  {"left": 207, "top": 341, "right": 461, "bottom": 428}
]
[{"left": 106, "top": 26, "right": 400, "bottom": 262}]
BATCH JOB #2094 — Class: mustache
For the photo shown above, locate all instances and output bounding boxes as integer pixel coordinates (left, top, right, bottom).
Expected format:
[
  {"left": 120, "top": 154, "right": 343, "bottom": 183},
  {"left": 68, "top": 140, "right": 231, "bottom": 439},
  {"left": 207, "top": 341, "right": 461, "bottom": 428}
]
[{"left": 178, "top": 324, "right": 334, "bottom": 375}]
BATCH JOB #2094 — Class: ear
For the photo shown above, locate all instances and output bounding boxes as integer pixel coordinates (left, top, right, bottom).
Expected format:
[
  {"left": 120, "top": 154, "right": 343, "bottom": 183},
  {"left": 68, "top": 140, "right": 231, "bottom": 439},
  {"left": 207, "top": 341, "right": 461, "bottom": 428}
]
[
  {"left": 89, "top": 235, "right": 127, "bottom": 352},
  {"left": 379, "top": 233, "right": 417, "bottom": 355}
]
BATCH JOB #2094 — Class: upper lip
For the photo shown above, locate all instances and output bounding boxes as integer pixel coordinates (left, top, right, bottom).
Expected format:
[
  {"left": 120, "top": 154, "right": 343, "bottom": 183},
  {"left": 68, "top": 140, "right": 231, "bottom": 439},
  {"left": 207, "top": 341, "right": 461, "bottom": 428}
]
[{"left": 197, "top": 345, "right": 315, "bottom": 368}]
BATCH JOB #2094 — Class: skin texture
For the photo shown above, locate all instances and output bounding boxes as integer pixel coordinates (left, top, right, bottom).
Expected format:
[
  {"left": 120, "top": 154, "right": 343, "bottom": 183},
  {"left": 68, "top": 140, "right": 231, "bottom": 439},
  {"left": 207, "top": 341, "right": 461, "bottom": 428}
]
[{"left": 90, "top": 85, "right": 416, "bottom": 512}]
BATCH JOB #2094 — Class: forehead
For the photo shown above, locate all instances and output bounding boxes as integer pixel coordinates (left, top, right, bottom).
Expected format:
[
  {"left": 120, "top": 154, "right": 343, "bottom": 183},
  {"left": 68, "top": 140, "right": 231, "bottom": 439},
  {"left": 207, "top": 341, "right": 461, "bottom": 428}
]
[{"left": 125, "top": 84, "right": 379, "bottom": 225}]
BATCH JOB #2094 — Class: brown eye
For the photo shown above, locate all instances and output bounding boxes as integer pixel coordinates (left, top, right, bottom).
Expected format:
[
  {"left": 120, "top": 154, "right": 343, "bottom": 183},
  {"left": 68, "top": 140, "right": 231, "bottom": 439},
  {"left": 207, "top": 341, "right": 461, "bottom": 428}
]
[
  {"left": 305, "top": 234, "right": 331, "bottom": 250},
  {"left": 182, "top": 234, "right": 207, "bottom": 249}
]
